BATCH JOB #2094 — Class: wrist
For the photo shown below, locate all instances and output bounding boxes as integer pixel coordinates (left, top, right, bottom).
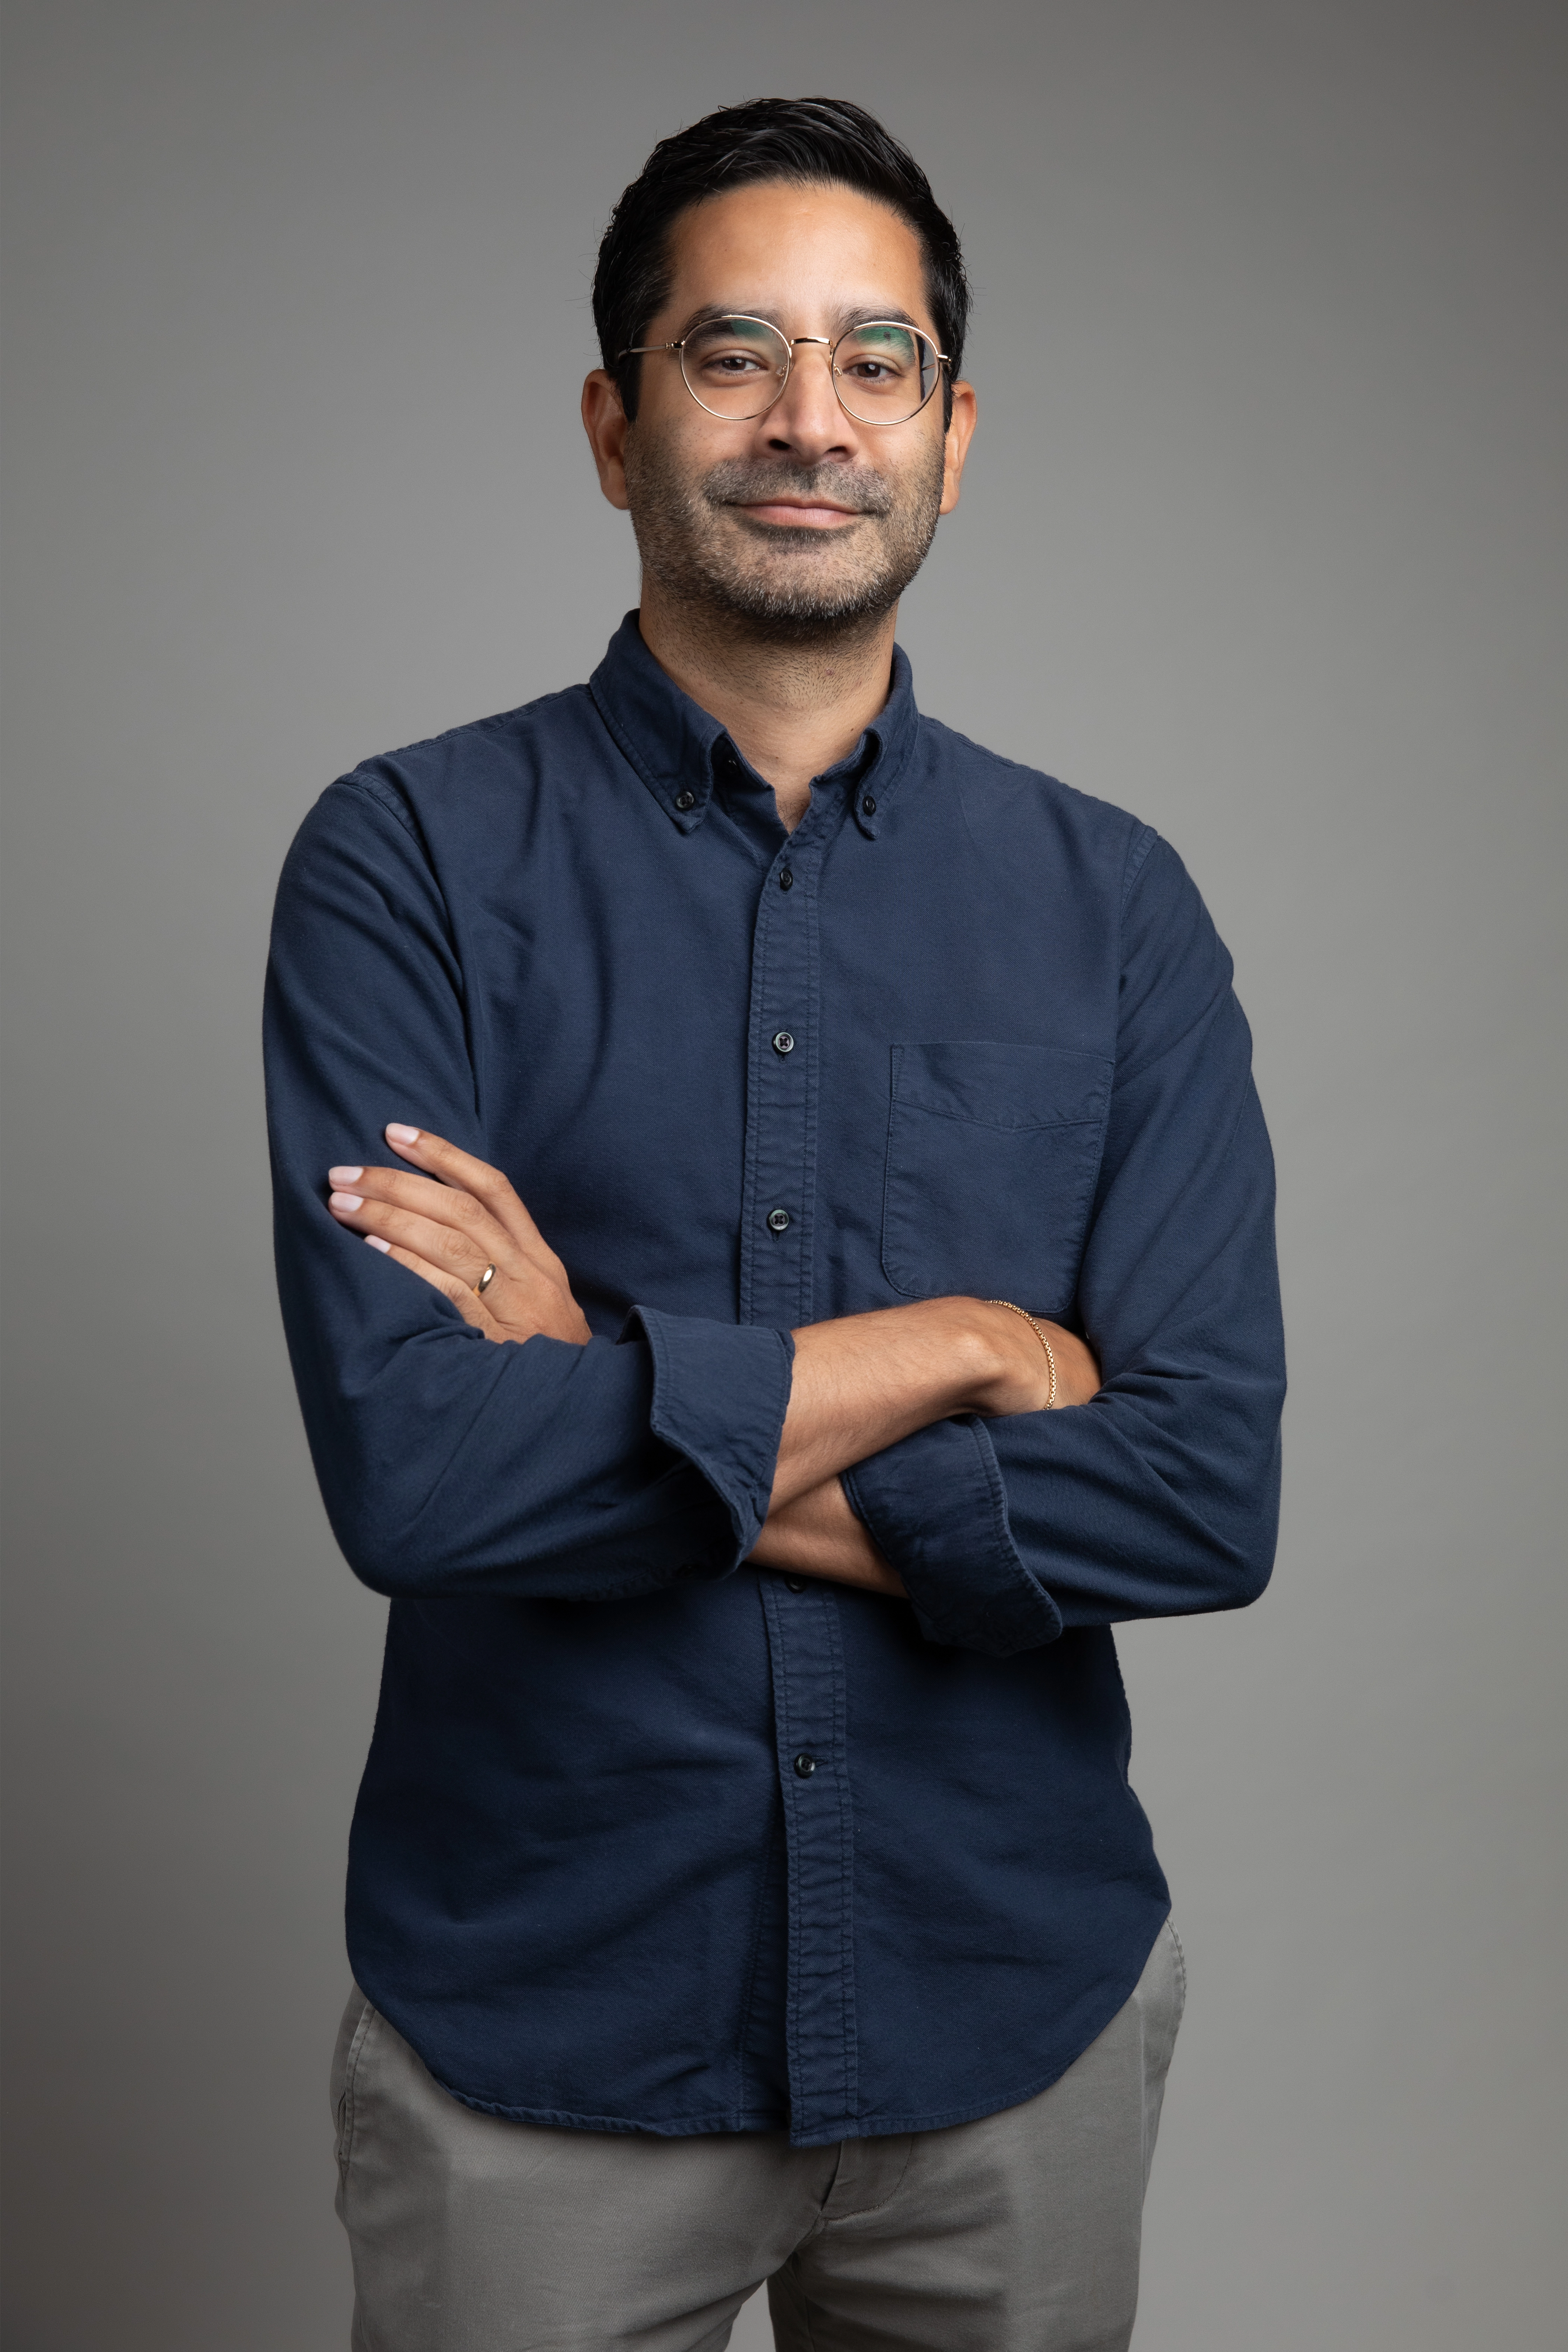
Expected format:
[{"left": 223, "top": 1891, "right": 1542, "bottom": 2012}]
[
  {"left": 925, "top": 1297, "right": 1026, "bottom": 1416},
  {"left": 941, "top": 1297, "right": 1067, "bottom": 1417}
]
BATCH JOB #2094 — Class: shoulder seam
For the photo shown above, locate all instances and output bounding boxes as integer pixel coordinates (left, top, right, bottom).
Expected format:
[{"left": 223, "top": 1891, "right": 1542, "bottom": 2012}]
[
  {"left": 336, "top": 771, "right": 422, "bottom": 844},
  {"left": 1121, "top": 821, "right": 1159, "bottom": 902}
]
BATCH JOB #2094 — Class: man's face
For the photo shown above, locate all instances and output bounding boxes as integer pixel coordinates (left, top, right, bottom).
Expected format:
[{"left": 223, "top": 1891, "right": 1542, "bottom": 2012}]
[{"left": 590, "top": 181, "right": 975, "bottom": 639}]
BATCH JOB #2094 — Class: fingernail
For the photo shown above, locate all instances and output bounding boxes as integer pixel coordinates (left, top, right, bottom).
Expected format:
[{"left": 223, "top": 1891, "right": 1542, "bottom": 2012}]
[
  {"left": 386, "top": 1124, "right": 420, "bottom": 1146},
  {"left": 328, "top": 1166, "right": 363, "bottom": 1185},
  {"left": 364, "top": 1234, "right": 391, "bottom": 1254},
  {"left": 329, "top": 1191, "right": 364, "bottom": 1211}
]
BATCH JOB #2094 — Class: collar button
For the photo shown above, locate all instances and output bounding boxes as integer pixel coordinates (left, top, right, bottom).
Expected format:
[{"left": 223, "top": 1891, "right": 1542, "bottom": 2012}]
[
  {"left": 861, "top": 794, "right": 877, "bottom": 816},
  {"left": 673, "top": 789, "right": 696, "bottom": 813}
]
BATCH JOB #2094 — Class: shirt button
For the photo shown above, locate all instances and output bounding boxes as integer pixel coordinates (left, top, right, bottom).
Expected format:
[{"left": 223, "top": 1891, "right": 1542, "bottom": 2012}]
[
  {"left": 793, "top": 1752, "right": 819, "bottom": 1778},
  {"left": 766, "top": 1208, "right": 791, "bottom": 1234},
  {"left": 861, "top": 794, "right": 877, "bottom": 816},
  {"left": 779, "top": 867, "right": 794, "bottom": 890},
  {"left": 784, "top": 1576, "right": 806, "bottom": 1593},
  {"left": 771, "top": 1030, "right": 795, "bottom": 1055},
  {"left": 674, "top": 790, "right": 696, "bottom": 812}
]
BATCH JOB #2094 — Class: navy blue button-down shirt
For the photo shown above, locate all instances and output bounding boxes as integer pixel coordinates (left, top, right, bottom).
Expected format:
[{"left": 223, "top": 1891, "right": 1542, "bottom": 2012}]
[{"left": 265, "top": 614, "right": 1284, "bottom": 2148}]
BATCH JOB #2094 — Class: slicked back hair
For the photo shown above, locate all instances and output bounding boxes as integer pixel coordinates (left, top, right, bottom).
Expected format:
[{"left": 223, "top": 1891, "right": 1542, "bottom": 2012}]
[{"left": 593, "top": 98, "right": 969, "bottom": 428}]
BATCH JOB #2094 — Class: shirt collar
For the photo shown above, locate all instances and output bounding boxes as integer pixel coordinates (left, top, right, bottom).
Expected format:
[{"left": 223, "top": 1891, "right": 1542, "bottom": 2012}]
[{"left": 588, "top": 610, "right": 918, "bottom": 839}]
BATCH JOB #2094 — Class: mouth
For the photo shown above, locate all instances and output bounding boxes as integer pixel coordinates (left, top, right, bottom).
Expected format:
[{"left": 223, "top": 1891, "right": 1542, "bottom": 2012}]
[{"left": 731, "top": 498, "right": 865, "bottom": 531}]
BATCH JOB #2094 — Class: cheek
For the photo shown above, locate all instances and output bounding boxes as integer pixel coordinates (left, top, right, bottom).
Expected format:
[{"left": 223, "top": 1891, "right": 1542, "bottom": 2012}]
[
  {"left": 628, "top": 413, "right": 742, "bottom": 503},
  {"left": 864, "top": 425, "right": 941, "bottom": 499},
  {"left": 623, "top": 424, "right": 691, "bottom": 513},
  {"left": 904, "top": 431, "right": 952, "bottom": 517}
]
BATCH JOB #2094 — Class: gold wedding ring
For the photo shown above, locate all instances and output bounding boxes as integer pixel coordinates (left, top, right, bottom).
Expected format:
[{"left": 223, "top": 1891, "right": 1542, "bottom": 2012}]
[{"left": 475, "top": 1264, "right": 497, "bottom": 1297}]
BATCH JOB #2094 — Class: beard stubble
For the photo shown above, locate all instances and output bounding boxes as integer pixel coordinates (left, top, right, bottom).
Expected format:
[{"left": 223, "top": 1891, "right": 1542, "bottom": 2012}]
[{"left": 624, "top": 438, "right": 947, "bottom": 646}]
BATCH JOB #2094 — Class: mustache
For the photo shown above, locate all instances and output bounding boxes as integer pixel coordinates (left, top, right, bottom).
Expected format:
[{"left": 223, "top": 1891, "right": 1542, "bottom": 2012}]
[{"left": 701, "top": 460, "right": 895, "bottom": 519}]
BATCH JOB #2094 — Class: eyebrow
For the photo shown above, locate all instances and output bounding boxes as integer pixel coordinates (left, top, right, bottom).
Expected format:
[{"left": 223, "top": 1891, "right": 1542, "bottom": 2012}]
[{"left": 671, "top": 301, "right": 928, "bottom": 341}]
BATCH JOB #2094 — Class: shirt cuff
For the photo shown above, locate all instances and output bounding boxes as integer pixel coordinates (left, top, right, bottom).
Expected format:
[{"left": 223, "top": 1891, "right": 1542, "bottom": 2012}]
[
  {"left": 843, "top": 1416, "right": 1063, "bottom": 1657},
  {"left": 620, "top": 1307, "right": 794, "bottom": 1575}
]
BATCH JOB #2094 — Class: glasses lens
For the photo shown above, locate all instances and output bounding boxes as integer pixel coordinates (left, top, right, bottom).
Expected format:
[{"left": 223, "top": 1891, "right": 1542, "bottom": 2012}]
[
  {"left": 833, "top": 324, "right": 939, "bottom": 423},
  {"left": 680, "top": 317, "right": 791, "bottom": 417}
]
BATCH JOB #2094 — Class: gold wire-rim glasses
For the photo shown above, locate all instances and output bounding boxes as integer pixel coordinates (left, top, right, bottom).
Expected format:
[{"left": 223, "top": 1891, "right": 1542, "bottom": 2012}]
[{"left": 617, "top": 314, "right": 950, "bottom": 427}]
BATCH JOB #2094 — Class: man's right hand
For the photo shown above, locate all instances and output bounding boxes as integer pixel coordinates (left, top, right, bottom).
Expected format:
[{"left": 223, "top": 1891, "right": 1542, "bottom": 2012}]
[{"left": 769, "top": 1297, "right": 1100, "bottom": 1514}]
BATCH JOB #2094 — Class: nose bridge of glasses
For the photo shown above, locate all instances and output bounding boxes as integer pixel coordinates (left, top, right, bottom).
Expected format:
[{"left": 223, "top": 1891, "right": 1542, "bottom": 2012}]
[{"left": 762, "top": 334, "right": 848, "bottom": 424}]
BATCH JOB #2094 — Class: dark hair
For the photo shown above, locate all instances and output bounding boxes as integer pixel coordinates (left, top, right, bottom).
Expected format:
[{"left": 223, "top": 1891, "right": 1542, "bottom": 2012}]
[{"left": 593, "top": 97, "right": 969, "bottom": 426}]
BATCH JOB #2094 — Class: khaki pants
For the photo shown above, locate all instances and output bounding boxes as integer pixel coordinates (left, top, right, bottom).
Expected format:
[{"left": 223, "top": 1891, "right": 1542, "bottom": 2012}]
[{"left": 332, "top": 1919, "right": 1184, "bottom": 2351}]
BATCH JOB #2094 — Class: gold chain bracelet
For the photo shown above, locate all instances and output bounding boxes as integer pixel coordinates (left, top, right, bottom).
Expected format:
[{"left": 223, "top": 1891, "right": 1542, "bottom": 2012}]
[{"left": 986, "top": 1300, "right": 1058, "bottom": 1410}]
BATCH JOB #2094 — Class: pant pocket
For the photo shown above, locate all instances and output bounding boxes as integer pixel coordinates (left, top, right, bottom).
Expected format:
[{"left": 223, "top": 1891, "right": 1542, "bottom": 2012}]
[
  {"left": 1139, "top": 1921, "right": 1186, "bottom": 2191},
  {"left": 1162, "top": 1915, "right": 1188, "bottom": 2033},
  {"left": 330, "top": 1985, "right": 378, "bottom": 2179}
]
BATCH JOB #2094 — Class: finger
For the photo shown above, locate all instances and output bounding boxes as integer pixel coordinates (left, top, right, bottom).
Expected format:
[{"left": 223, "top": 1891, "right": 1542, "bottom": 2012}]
[
  {"left": 328, "top": 1162, "right": 514, "bottom": 1266},
  {"left": 328, "top": 1188, "right": 498, "bottom": 1289},
  {"left": 366, "top": 1235, "right": 503, "bottom": 1340},
  {"left": 381, "top": 1125, "right": 557, "bottom": 1265}
]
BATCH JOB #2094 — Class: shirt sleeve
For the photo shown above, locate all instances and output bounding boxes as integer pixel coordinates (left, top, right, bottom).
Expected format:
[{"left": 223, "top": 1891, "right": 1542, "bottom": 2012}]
[
  {"left": 264, "top": 777, "right": 793, "bottom": 1603},
  {"left": 842, "top": 832, "right": 1286, "bottom": 1658}
]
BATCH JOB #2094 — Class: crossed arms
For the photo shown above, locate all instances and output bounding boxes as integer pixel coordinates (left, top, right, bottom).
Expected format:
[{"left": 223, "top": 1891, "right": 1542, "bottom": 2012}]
[
  {"left": 323, "top": 1125, "right": 1102, "bottom": 1601},
  {"left": 265, "top": 783, "right": 1283, "bottom": 1655}
]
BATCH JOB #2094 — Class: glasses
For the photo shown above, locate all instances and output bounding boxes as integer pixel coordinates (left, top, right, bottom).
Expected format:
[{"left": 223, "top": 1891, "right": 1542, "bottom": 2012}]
[{"left": 618, "top": 315, "right": 949, "bottom": 427}]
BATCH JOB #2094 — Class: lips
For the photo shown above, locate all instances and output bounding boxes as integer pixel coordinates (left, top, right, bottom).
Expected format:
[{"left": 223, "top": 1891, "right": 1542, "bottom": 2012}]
[{"left": 734, "top": 499, "right": 863, "bottom": 528}]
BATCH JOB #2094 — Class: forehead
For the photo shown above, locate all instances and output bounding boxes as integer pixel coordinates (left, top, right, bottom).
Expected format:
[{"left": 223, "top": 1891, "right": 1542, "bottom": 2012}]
[{"left": 657, "top": 180, "right": 931, "bottom": 331}]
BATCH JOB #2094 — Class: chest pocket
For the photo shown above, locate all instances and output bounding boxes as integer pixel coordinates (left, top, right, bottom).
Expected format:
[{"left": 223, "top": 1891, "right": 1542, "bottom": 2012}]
[{"left": 880, "top": 1040, "right": 1113, "bottom": 1316}]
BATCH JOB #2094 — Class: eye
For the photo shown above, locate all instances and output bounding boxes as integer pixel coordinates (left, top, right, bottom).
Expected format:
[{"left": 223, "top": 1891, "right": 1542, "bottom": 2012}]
[
  {"left": 702, "top": 349, "right": 771, "bottom": 376},
  {"left": 684, "top": 320, "right": 789, "bottom": 379},
  {"left": 835, "top": 326, "right": 920, "bottom": 389}
]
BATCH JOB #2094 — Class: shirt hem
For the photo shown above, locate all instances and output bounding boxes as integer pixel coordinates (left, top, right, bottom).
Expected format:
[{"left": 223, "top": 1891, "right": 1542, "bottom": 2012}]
[
  {"left": 356, "top": 1904, "right": 1171, "bottom": 2151},
  {"left": 433, "top": 2052, "right": 1132, "bottom": 2149},
  {"left": 434, "top": 2085, "right": 792, "bottom": 2137}
]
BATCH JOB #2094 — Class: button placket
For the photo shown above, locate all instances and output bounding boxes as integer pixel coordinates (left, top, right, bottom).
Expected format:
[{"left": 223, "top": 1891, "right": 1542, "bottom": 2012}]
[
  {"left": 737, "top": 832, "right": 820, "bottom": 1332},
  {"left": 742, "top": 799, "right": 852, "bottom": 2140},
  {"left": 758, "top": 1573, "right": 858, "bottom": 2143}
]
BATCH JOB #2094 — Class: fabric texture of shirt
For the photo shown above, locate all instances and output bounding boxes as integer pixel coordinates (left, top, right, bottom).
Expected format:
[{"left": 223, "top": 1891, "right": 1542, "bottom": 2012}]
[{"left": 265, "top": 613, "right": 1285, "bottom": 2149}]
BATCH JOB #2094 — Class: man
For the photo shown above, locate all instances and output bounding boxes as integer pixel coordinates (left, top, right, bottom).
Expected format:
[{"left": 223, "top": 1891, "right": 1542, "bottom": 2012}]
[{"left": 266, "top": 96, "right": 1284, "bottom": 2352}]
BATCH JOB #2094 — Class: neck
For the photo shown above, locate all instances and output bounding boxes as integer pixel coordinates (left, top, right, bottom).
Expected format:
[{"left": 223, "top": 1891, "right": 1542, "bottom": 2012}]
[{"left": 636, "top": 581, "right": 897, "bottom": 832}]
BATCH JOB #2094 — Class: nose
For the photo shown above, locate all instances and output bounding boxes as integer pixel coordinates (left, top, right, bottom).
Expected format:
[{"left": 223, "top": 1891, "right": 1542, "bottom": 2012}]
[{"left": 762, "top": 340, "right": 857, "bottom": 463}]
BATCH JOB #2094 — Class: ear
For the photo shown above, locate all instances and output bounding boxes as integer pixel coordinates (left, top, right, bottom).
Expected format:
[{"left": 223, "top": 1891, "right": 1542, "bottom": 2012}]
[
  {"left": 582, "top": 370, "right": 631, "bottom": 511},
  {"left": 938, "top": 379, "right": 978, "bottom": 516}
]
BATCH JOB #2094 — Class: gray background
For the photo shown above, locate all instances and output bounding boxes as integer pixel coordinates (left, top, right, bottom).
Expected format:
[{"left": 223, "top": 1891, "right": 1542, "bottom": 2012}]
[{"left": 2, "top": 1, "right": 1563, "bottom": 2345}]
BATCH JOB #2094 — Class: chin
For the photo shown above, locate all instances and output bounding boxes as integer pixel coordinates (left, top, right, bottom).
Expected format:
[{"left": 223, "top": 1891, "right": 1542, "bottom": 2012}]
[{"left": 722, "top": 584, "right": 901, "bottom": 634}]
